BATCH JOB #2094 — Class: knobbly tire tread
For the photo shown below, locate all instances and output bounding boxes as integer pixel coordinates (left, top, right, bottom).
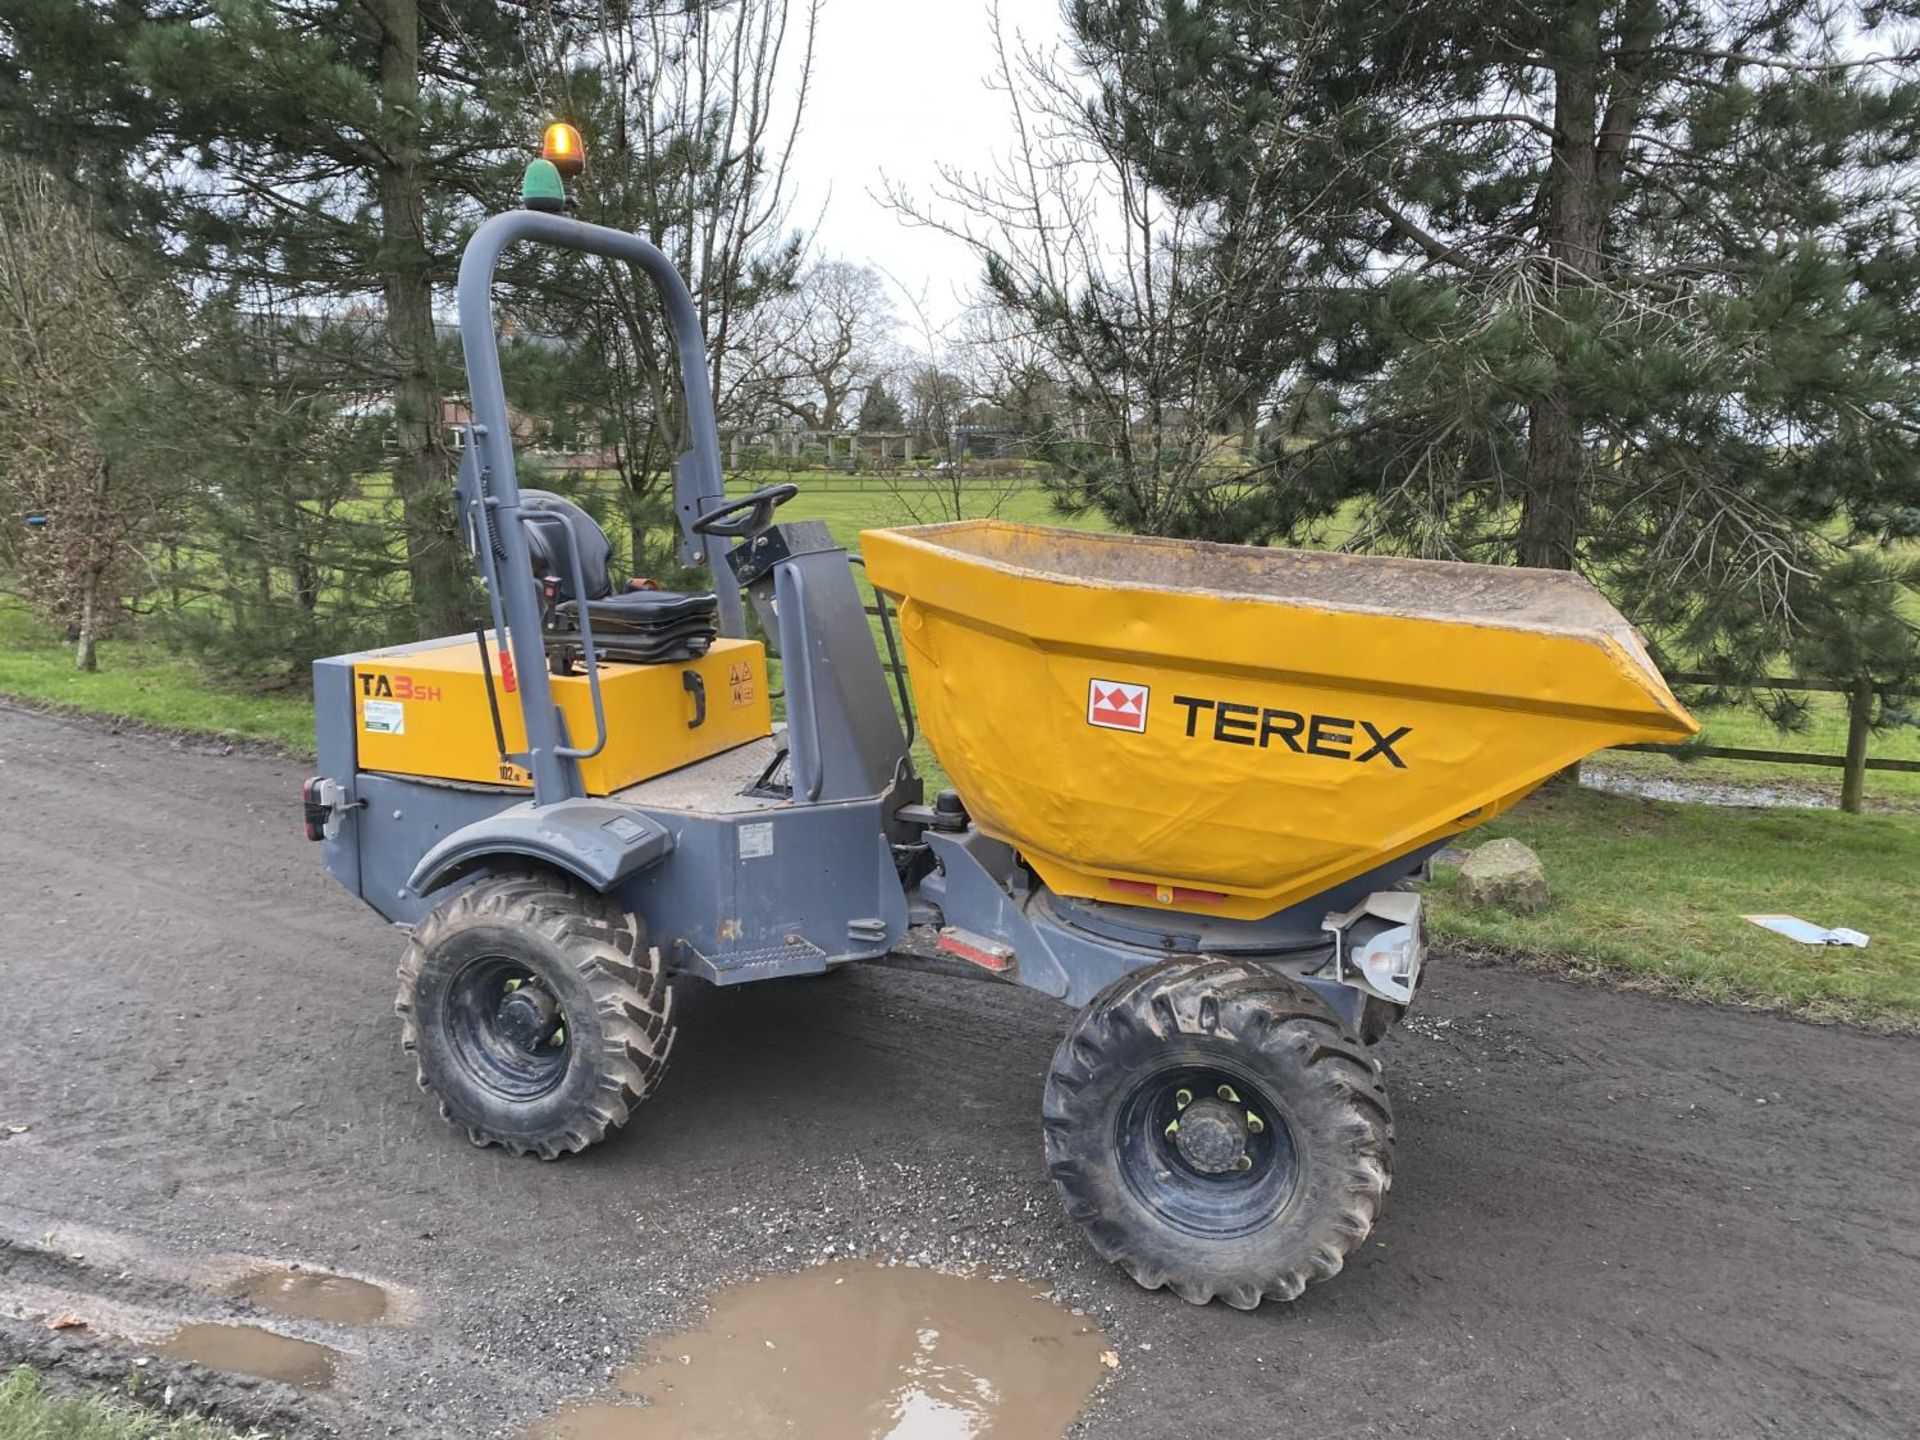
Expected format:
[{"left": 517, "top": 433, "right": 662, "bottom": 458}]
[
  {"left": 1042, "top": 957, "right": 1392, "bottom": 1309},
  {"left": 395, "top": 871, "right": 673, "bottom": 1160}
]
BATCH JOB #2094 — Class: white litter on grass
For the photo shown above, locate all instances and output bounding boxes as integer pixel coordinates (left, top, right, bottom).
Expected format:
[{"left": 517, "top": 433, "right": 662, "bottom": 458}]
[{"left": 1744, "top": 914, "right": 1870, "bottom": 947}]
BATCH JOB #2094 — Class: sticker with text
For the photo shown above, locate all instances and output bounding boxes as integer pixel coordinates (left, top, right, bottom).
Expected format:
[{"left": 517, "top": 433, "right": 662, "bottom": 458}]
[{"left": 362, "top": 699, "right": 405, "bottom": 735}]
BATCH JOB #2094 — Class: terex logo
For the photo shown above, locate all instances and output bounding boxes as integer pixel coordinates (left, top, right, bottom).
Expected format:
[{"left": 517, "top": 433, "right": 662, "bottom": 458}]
[
  {"left": 1087, "top": 678, "right": 1149, "bottom": 732},
  {"left": 1172, "top": 694, "right": 1411, "bottom": 769}
]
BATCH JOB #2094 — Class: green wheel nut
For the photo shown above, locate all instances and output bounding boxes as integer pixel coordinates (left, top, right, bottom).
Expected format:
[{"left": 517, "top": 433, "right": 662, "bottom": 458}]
[
  {"left": 1217, "top": 1083, "right": 1241, "bottom": 1104},
  {"left": 1246, "top": 1112, "right": 1266, "bottom": 1135}
]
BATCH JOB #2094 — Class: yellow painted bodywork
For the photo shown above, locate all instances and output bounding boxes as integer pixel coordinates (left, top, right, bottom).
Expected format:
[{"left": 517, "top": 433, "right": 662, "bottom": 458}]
[
  {"left": 863, "top": 521, "right": 1699, "bottom": 922},
  {"left": 351, "top": 635, "right": 771, "bottom": 794}
]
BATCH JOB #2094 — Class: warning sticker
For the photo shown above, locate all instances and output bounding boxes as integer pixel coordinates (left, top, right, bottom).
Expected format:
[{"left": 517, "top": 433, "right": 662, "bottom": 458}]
[
  {"left": 728, "top": 659, "right": 757, "bottom": 708},
  {"left": 362, "top": 699, "right": 405, "bottom": 735},
  {"left": 1087, "top": 678, "right": 1149, "bottom": 733}
]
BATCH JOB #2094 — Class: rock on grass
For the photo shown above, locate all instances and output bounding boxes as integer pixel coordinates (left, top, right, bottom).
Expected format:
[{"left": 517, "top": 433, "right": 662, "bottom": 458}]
[{"left": 1454, "top": 837, "right": 1550, "bottom": 914}]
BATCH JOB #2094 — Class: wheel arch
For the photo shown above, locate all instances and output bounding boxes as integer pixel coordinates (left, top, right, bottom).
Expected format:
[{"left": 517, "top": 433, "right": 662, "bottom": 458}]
[{"left": 407, "top": 798, "right": 674, "bottom": 899}]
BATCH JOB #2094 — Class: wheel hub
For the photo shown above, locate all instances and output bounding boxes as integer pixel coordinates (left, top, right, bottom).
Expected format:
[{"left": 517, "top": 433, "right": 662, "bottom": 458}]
[
  {"left": 495, "top": 984, "right": 559, "bottom": 1051},
  {"left": 1171, "top": 1096, "right": 1249, "bottom": 1174}
]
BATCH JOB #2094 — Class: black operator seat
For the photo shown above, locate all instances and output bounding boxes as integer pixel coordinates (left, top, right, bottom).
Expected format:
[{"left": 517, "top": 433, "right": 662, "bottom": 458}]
[{"left": 518, "top": 490, "right": 718, "bottom": 663}]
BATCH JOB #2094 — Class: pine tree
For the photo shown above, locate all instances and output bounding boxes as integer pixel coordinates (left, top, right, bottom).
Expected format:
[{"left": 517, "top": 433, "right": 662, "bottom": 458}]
[
  {"left": 156, "top": 303, "right": 417, "bottom": 676},
  {"left": 858, "top": 378, "right": 904, "bottom": 432},
  {"left": 1051, "top": 0, "right": 1920, "bottom": 691},
  {"left": 1, "top": 0, "right": 527, "bottom": 637}
]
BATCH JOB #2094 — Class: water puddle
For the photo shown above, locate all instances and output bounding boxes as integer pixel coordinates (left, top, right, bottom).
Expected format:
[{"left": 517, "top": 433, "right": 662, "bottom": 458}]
[
  {"left": 230, "top": 1266, "right": 390, "bottom": 1325},
  {"left": 523, "top": 1259, "right": 1111, "bottom": 1439},
  {"left": 153, "top": 1322, "right": 340, "bottom": 1390}
]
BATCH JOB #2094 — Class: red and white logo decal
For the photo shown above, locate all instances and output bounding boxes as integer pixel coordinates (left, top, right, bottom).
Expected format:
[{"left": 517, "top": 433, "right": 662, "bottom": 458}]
[{"left": 1087, "top": 678, "right": 1149, "bottom": 732}]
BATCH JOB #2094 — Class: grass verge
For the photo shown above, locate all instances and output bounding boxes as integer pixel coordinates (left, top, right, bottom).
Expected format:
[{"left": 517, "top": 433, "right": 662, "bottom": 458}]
[
  {"left": 0, "top": 605, "right": 313, "bottom": 755},
  {"left": 1429, "top": 784, "right": 1920, "bottom": 1028},
  {"left": 0, "top": 1368, "right": 261, "bottom": 1440}
]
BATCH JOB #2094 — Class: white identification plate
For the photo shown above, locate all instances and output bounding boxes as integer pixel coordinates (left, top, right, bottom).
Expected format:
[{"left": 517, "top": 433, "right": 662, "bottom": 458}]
[
  {"left": 738, "top": 822, "right": 774, "bottom": 859},
  {"left": 363, "top": 699, "right": 405, "bottom": 735}
]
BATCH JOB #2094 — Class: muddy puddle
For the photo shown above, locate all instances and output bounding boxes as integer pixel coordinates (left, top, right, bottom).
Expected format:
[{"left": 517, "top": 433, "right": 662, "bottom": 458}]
[
  {"left": 153, "top": 1322, "right": 340, "bottom": 1390},
  {"left": 524, "top": 1259, "right": 1110, "bottom": 1439},
  {"left": 231, "top": 1266, "right": 390, "bottom": 1325}
]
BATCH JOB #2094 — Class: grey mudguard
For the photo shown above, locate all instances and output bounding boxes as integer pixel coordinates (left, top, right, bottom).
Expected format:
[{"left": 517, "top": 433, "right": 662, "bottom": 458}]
[{"left": 408, "top": 797, "right": 674, "bottom": 897}]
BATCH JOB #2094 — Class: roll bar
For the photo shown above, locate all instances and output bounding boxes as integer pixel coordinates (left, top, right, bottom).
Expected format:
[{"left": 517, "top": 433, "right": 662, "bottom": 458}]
[{"left": 453, "top": 209, "right": 742, "bottom": 804}]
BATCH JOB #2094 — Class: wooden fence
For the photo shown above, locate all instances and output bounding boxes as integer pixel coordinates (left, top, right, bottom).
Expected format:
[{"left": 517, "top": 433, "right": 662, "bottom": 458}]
[{"left": 1611, "top": 673, "right": 1918, "bottom": 813}]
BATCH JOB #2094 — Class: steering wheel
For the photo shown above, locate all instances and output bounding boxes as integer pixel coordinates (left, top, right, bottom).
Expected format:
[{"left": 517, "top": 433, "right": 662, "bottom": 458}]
[{"left": 692, "top": 483, "right": 799, "bottom": 539}]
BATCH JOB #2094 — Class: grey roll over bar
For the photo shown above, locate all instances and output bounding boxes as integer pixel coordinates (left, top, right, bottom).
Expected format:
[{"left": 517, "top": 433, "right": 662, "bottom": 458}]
[{"left": 453, "top": 209, "right": 743, "bottom": 804}]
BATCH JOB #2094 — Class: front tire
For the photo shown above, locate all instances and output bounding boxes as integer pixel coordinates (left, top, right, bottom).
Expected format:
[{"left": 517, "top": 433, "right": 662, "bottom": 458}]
[
  {"left": 395, "top": 872, "right": 674, "bottom": 1159},
  {"left": 1042, "top": 958, "right": 1392, "bottom": 1308}
]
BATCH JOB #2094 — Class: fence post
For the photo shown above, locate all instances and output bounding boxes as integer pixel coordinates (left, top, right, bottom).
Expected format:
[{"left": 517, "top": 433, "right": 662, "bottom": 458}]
[{"left": 1841, "top": 677, "right": 1872, "bottom": 814}]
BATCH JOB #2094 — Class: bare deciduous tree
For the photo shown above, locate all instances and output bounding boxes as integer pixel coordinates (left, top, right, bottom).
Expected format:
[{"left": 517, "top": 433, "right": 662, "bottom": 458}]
[
  {"left": 871, "top": 285, "right": 1029, "bottom": 524},
  {"left": 885, "top": 0, "right": 1324, "bottom": 538},
  {"left": 0, "top": 161, "right": 185, "bottom": 669},
  {"left": 754, "top": 259, "right": 897, "bottom": 432}
]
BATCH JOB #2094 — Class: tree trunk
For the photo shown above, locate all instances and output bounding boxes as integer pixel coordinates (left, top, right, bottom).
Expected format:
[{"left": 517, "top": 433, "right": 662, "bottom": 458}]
[
  {"left": 1841, "top": 677, "right": 1873, "bottom": 814},
  {"left": 1519, "top": 22, "right": 1605, "bottom": 573},
  {"left": 376, "top": 0, "right": 465, "bottom": 637},
  {"left": 626, "top": 469, "right": 650, "bottom": 579},
  {"left": 624, "top": 424, "right": 668, "bottom": 578},
  {"left": 1519, "top": 391, "right": 1582, "bottom": 569},
  {"left": 293, "top": 549, "right": 319, "bottom": 612},
  {"left": 75, "top": 565, "right": 101, "bottom": 672}
]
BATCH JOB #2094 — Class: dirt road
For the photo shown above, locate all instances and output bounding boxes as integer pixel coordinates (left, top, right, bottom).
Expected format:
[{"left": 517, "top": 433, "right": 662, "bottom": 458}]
[{"left": 1, "top": 705, "right": 1915, "bottom": 1438}]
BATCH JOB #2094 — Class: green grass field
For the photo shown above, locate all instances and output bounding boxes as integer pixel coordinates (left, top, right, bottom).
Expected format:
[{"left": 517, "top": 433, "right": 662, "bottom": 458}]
[
  {"left": 767, "top": 476, "right": 1109, "bottom": 540},
  {"left": 1430, "top": 784, "right": 1919, "bottom": 1027},
  {"left": 0, "top": 1368, "right": 263, "bottom": 1440},
  {"left": 0, "top": 605, "right": 315, "bottom": 752}
]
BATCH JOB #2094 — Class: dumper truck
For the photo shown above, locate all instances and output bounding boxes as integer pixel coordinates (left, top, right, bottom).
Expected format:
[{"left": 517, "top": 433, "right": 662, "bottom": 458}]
[{"left": 303, "top": 135, "right": 1697, "bottom": 1306}]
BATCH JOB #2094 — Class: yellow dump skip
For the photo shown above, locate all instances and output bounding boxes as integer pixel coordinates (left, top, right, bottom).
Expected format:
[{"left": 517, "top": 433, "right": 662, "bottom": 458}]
[{"left": 863, "top": 521, "right": 1697, "bottom": 922}]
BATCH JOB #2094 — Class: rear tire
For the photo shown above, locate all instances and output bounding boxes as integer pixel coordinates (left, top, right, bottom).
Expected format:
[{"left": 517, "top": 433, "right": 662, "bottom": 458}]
[
  {"left": 395, "top": 872, "right": 674, "bottom": 1159},
  {"left": 1042, "top": 957, "right": 1392, "bottom": 1308}
]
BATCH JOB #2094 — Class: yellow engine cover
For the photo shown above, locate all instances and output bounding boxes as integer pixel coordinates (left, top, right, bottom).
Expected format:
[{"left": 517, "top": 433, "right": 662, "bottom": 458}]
[{"left": 351, "top": 635, "right": 771, "bottom": 795}]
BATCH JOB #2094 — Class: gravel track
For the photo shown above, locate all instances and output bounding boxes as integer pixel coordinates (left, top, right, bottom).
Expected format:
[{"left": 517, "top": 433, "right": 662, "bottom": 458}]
[{"left": 1, "top": 704, "right": 1915, "bottom": 1438}]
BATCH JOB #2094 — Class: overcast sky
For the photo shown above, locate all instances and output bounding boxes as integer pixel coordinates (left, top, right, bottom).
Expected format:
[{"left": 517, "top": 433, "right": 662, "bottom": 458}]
[{"left": 783, "top": 0, "right": 1068, "bottom": 330}]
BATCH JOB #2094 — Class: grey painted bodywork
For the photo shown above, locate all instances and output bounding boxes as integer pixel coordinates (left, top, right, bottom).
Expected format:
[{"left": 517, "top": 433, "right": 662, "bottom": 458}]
[
  {"left": 622, "top": 792, "right": 910, "bottom": 984},
  {"left": 916, "top": 829, "right": 1427, "bottom": 1025},
  {"left": 408, "top": 799, "right": 673, "bottom": 897},
  {"left": 316, "top": 723, "right": 912, "bottom": 971},
  {"left": 739, "top": 520, "right": 910, "bottom": 806}
]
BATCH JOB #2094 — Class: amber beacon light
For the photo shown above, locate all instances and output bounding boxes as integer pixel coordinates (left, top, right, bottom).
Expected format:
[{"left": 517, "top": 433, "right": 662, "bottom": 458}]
[{"left": 542, "top": 122, "right": 585, "bottom": 176}]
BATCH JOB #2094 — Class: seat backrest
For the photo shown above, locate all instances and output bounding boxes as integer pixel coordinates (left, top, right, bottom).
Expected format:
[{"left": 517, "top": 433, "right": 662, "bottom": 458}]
[{"left": 519, "top": 490, "right": 613, "bottom": 602}]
